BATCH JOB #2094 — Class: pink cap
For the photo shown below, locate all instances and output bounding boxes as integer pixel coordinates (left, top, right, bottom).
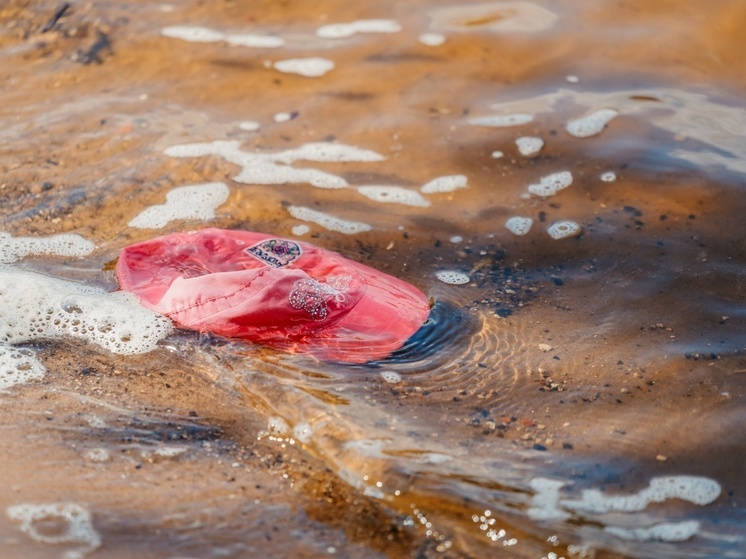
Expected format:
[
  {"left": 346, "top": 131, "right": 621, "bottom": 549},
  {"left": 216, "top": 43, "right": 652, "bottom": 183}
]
[{"left": 115, "top": 228, "right": 430, "bottom": 363}]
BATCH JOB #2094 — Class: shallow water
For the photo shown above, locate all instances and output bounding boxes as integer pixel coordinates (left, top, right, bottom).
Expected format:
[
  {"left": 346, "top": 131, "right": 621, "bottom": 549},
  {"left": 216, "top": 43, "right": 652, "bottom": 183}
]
[{"left": 1, "top": 0, "right": 745, "bottom": 557}]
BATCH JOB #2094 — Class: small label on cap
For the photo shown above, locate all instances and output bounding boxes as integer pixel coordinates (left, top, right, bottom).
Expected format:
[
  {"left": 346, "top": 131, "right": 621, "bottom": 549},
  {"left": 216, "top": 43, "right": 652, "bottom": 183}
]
[{"left": 246, "top": 238, "right": 302, "bottom": 268}]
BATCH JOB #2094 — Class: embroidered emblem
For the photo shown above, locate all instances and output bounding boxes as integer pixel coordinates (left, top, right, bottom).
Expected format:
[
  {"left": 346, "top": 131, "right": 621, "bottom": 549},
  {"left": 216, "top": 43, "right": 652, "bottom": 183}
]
[
  {"left": 289, "top": 275, "right": 352, "bottom": 321},
  {"left": 246, "top": 238, "right": 301, "bottom": 268}
]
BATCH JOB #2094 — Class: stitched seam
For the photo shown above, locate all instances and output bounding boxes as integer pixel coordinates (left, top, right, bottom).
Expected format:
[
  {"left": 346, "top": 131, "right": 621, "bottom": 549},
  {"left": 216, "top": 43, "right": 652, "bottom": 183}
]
[{"left": 166, "top": 268, "right": 271, "bottom": 319}]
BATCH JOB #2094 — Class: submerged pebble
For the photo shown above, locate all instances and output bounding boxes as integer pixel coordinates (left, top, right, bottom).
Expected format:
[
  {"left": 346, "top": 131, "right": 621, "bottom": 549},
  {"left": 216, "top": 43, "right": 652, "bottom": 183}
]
[
  {"left": 273, "top": 57, "right": 335, "bottom": 77},
  {"left": 128, "top": 182, "right": 229, "bottom": 229},
  {"left": 566, "top": 108, "right": 618, "bottom": 138},
  {"left": 547, "top": 220, "right": 581, "bottom": 239},
  {"left": 505, "top": 216, "right": 533, "bottom": 236},
  {"left": 436, "top": 270, "right": 470, "bottom": 285},
  {"left": 287, "top": 206, "right": 372, "bottom": 234}
]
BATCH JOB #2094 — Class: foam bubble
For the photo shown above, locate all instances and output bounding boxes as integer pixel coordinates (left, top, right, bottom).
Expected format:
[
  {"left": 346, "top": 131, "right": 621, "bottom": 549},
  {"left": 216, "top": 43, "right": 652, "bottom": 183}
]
[
  {"left": 380, "top": 371, "right": 402, "bottom": 384},
  {"left": 293, "top": 422, "right": 313, "bottom": 444},
  {"left": 267, "top": 416, "right": 290, "bottom": 436},
  {"left": 165, "top": 140, "right": 384, "bottom": 189},
  {"left": 491, "top": 150, "right": 504, "bottom": 159},
  {"left": 527, "top": 171, "right": 573, "bottom": 197},
  {"left": 528, "top": 477, "right": 571, "bottom": 521},
  {"left": 435, "top": 270, "right": 470, "bottom": 285},
  {"left": 547, "top": 220, "right": 581, "bottom": 239},
  {"left": 274, "top": 112, "right": 293, "bottom": 123},
  {"left": 239, "top": 120, "right": 261, "bottom": 131},
  {"left": 83, "top": 448, "right": 111, "bottom": 463},
  {"left": 357, "top": 186, "right": 430, "bottom": 207},
  {"left": 225, "top": 34, "right": 284, "bottom": 48},
  {"left": 563, "top": 475, "right": 721, "bottom": 514},
  {"left": 128, "top": 182, "right": 229, "bottom": 229},
  {"left": 316, "top": 19, "right": 401, "bottom": 39},
  {"left": 505, "top": 216, "right": 533, "bottom": 236},
  {"left": 0, "top": 269, "right": 172, "bottom": 355},
  {"left": 291, "top": 224, "right": 310, "bottom": 236},
  {"left": 600, "top": 171, "right": 616, "bottom": 182},
  {"left": 7, "top": 503, "right": 101, "bottom": 559},
  {"left": 0, "top": 232, "right": 94, "bottom": 264},
  {"left": 515, "top": 136, "right": 544, "bottom": 156},
  {"left": 449, "top": 235, "right": 463, "bottom": 243},
  {"left": 153, "top": 446, "right": 187, "bottom": 458},
  {"left": 566, "top": 108, "right": 618, "bottom": 138},
  {"left": 273, "top": 57, "right": 335, "bottom": 77},
  {"left": 470, "top": 113, "right": 533, "bottom": 127},
  {"left": 161, "top": 26, "right": 225, "bottom": 43},
  {"left": 288, "top": 206, "right": 372, "bottom": 235},
  {"left": 605, "top": 521, "right": 701, "bottom": 542},
  {"left": 419, "top": 33, "right": 446, "bottom": 46},
  {"left": 421, "top": 174, "right": 467, "bottom": 194},
  {"left": 566, "top": 75, "right": 579, "bottom": 83},
  {"left": 0, "top": 345, "right": 45, "bottom": 392}
]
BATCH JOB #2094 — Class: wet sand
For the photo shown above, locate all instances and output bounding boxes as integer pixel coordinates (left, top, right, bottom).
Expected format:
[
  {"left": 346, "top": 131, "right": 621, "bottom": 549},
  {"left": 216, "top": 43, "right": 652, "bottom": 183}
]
[{"left": 1, "top": 0, "right": 745, "bottom": 557}]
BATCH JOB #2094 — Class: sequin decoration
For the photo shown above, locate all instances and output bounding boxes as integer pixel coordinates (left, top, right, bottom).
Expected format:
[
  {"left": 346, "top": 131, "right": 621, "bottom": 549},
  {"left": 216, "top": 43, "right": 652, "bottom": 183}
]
[
  {"left": 289, "top": 276, "right": 351, "bottom": 321},
  {"left": 246, "top": 238, "right": 302, "bottom": 267}
]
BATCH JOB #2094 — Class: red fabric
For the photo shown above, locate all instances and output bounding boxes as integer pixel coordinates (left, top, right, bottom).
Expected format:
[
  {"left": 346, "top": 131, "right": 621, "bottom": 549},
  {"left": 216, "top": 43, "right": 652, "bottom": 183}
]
[{"left": 116, "top": 229, "right": 430, "bottom": 362}]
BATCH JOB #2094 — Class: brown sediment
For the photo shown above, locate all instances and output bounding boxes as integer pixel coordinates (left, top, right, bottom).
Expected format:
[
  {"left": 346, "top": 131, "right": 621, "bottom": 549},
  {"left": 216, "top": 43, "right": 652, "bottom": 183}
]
[{"left": 1, "top": 0, "right": 746, "bottom": 557}]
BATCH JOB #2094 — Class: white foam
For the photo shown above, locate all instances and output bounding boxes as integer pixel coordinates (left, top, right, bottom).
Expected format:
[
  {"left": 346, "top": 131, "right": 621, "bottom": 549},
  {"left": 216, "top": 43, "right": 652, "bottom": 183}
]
[
  {"left": 380, "top": 371, "right": 402, "bottom": 384},
  {"left": 225, "top": 33, "right": 284, "bottom": 48},
  {"left": 316, "top": 19, "right": 401, "bottom": 39},
  {"left": 0, "top": 345, "right": 45, "bottom": 392},
  {"left": 435, "top": 270, "right": 470, "bottom": 285},
  {"left": 267, "top": 416, "right": 290, "bottom": 436},
  {"left": 0, "top": 269, "right": 172, "bottom": 355},
  {"left": 288, "top": 206, "right": 372, "bottom": 235},
  {"left": 566, "top": 75, "right": 579, "bottom": 83},
  {"left": 165, "top": 140, "right": 385, "bottom": 189},
  {"left": 357, "top": 186, "right": 430, "bottom": 207},
  {"left": 505, "top": 216, "right": 533, "bottom": 236},
  {"left": 527, "top": 171, "right": 573, "bottom": 197},
  {"left": 563, "top": 476, "right": 721, "bottom": 514},
  {"left": 0, "top": 232, "right": 94, "bottom": 264},
  {"left": 547, "top": 220, "right": 580, "bottom": 239},
  {"left": 274, "top": 112, "right": 293, "bottom": 123},
  {"left": 274, "top": 57, "right": 335, "bottom": 77},
  {"left": 293, "top": 421, "right": 313, "bottom": 444},
  {"left": 7, "top": 503, "right": 102, "bottom": 559},
  {"left": 161, "top": 25, "right": 225, "bottom": 43},
  {"left": 291, "top": 224, "right": 310, "bottom": 236},
  {"left": 449, "top": 235, "right": 463, "bottom": 243},
  {"left": 600, "top": 171, "right": 616, "bottom": 182},
  {"left": 528, "top": 477, "right": 571, "bottom": 521},
  {"left": 470, "top": 113, "right": 533, "bottom": 127},
  {"left": 516, "top": 136, "right": 544, "bottom": 156},
  {"left": 566, "top": 108, "right": 618, "bottom": 138},
  {"left": 605, "top": 521, "right": 701, "bottom": 542},
  {"left": 419, "top": 33, "right": 446, "bottom": 46},
  {"left": 128, "top": 182, "right": 229, "bottom": 229},
  {"left": 491, "top": 150, "right": 504, "bottom": 159},
  {"left": 421, "top": 174, "right": 467, "bottom": 194},
  {"left": 429, "top": 2, "right": 558, "bottom": 34},
  {"left": 239, "top": 120, "right": 261, "bottom": 131},
  {"left": 83, "top": 448, "right": 111, "bottom": 463},
  {"left": 153, "top": 446, "right": 187, "bottom": 458}
]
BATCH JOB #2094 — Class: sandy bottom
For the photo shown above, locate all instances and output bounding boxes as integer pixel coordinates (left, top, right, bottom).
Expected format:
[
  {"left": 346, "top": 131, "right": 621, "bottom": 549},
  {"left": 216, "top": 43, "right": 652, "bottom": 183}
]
[{"left": 1, "top": 0, "right": 745, "bottom": 557}]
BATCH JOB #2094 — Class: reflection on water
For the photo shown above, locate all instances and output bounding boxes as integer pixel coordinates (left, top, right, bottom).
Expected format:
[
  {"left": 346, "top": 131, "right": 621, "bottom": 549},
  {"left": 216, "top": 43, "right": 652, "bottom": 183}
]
[{"left": 1, "top": 0, "right": 746, "bottom": 557}]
